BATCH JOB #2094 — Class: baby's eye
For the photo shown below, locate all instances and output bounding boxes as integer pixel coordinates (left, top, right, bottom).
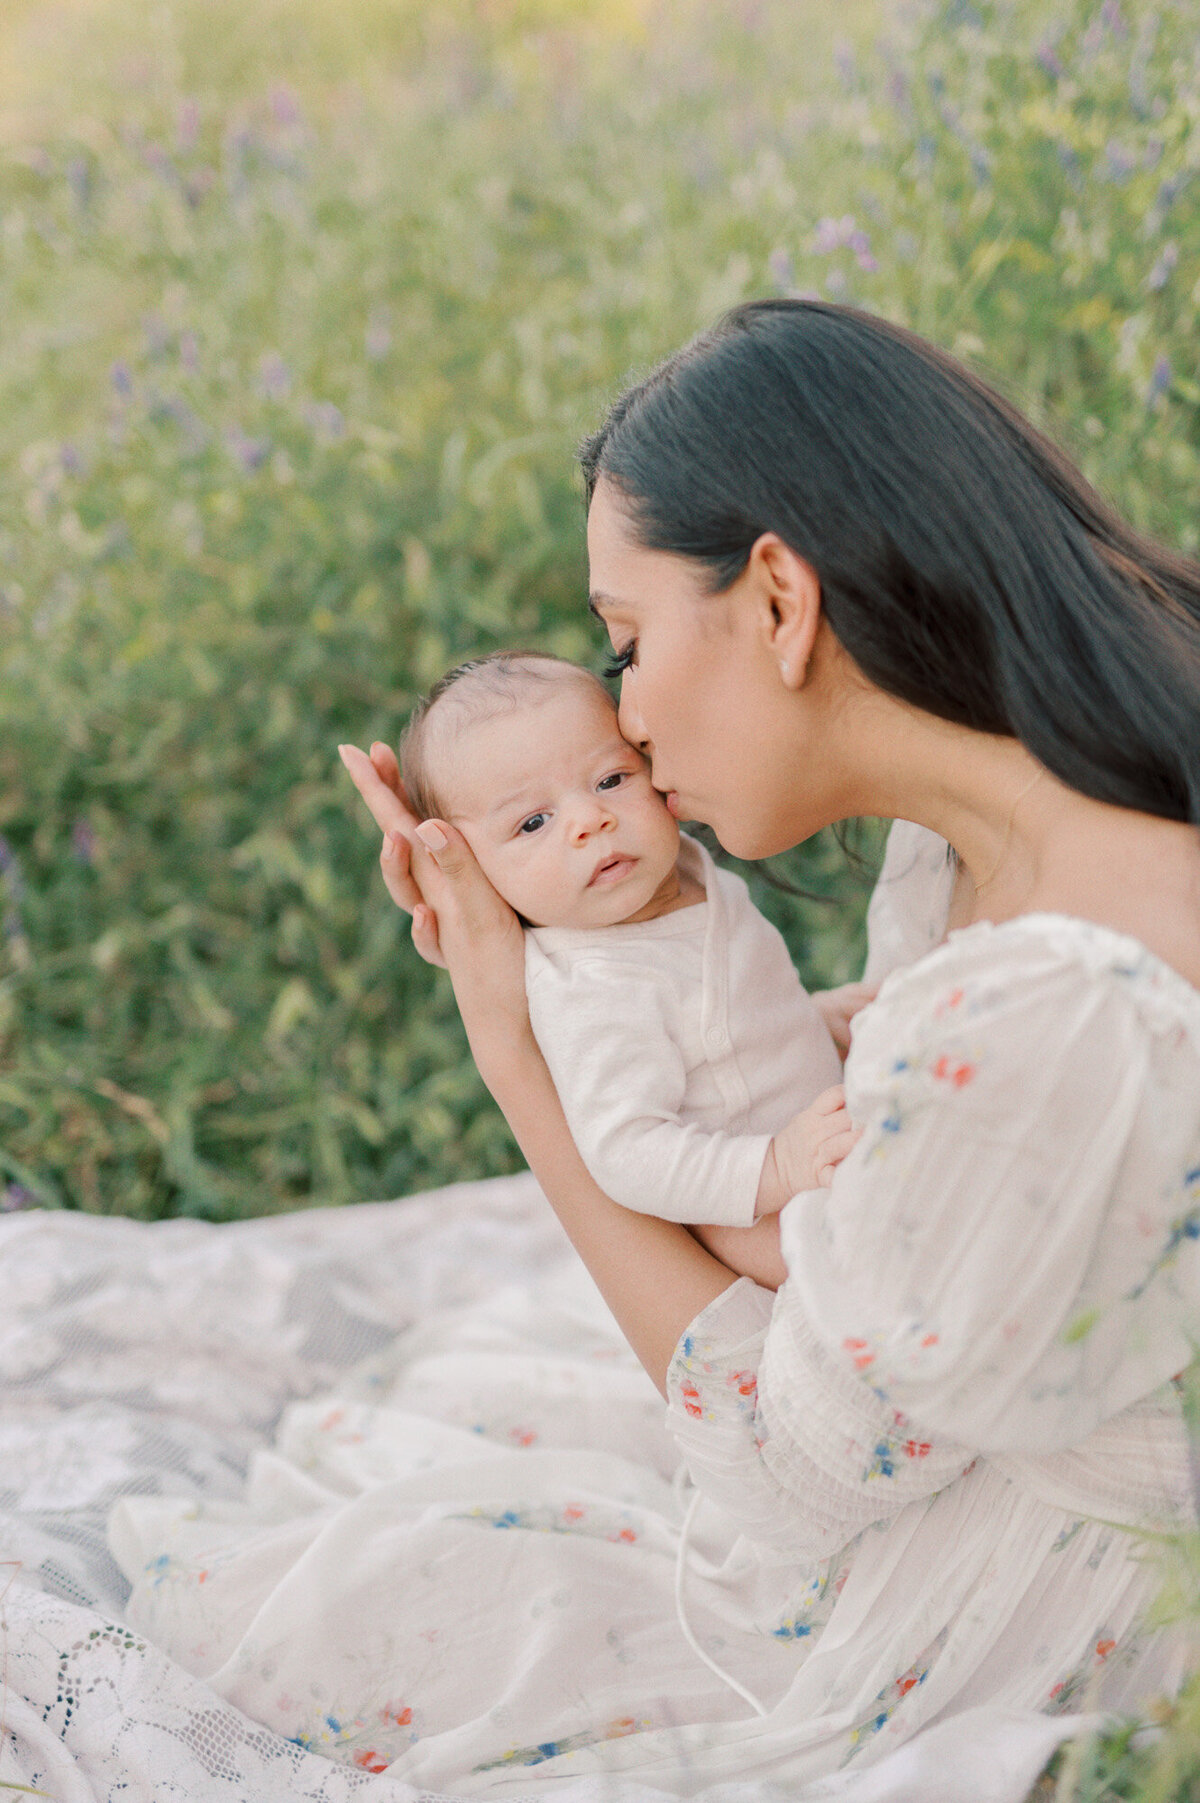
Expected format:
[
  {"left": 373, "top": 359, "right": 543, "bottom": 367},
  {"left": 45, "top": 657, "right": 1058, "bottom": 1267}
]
[
  {"left": 596, "top": 772, "right": 626, "bottom": 792},
  {"left": 603, "top": 640, "right": 636, "bottom": 680},
  {"left": 518, "top": 812, "right": 548, "bottom": 835}
]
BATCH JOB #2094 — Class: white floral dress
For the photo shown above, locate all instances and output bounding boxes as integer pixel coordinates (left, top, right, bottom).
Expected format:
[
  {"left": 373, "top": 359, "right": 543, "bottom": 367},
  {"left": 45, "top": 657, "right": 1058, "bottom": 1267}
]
[{"left": 109, "top": 829, "right": 1200, "bottom": 1795}]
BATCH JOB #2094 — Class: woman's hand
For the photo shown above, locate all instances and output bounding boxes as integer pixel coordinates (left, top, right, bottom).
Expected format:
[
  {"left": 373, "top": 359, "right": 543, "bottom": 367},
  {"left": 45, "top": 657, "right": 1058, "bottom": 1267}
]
[
  {"left": 338, "top": 741, "right": 528, "bottom": 1060},
  {"left": 339, "top": 738, "right": 744, "bottom": 1392},
  {"left": 812, "top": 980, "right": 879, "bottom": 1058}
]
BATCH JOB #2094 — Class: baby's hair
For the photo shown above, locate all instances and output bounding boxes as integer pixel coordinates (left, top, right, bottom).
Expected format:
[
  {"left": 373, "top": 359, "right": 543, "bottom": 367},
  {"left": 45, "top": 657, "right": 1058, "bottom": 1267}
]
[{"left": 400, "top": 649, "right": 615, "bottom": 822}]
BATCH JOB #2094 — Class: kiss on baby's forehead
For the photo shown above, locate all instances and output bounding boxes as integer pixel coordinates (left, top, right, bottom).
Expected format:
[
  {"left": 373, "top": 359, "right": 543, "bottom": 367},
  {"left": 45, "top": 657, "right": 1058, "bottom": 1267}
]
[{"left": 400, "top": 650, "right": 622, "bottom": 825}]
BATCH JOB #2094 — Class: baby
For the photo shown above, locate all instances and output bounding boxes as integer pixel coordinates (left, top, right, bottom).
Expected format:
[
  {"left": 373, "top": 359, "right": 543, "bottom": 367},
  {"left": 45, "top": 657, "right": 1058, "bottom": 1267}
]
[{"left": 401, "top": 650, "right": 863, "bottom": 1226}]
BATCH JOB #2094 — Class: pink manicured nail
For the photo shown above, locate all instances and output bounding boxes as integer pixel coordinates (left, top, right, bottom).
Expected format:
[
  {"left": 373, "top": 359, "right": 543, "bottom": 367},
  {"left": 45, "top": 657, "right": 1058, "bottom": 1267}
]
[{"left": 416, "top": 822, "right": 447, "bottom": 852}]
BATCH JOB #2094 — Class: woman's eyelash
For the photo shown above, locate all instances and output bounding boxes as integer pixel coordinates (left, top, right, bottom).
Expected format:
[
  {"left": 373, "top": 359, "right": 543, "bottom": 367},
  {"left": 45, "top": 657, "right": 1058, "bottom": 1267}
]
[{"left": 603, "top": 641, "right": 636, "bottom": 679}]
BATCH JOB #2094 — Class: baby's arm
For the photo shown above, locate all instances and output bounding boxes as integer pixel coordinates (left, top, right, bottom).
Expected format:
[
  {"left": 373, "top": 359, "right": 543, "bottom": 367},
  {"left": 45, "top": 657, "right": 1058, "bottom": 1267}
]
[{"left": 527, "top": 956, "right": 777, "bottom": 1229}]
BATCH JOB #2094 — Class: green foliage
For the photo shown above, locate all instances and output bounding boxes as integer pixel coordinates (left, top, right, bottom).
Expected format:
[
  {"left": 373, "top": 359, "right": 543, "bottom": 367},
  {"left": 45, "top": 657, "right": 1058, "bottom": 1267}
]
[{"left": 0, "top": 0, "right": 1197, "bottom": 1222}]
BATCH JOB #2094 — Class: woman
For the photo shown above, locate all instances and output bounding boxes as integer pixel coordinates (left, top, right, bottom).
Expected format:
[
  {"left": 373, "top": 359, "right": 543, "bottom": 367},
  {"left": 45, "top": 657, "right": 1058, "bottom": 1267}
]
[{"left": 124, "top": 301, "right": 1200, "bottom": 1790}]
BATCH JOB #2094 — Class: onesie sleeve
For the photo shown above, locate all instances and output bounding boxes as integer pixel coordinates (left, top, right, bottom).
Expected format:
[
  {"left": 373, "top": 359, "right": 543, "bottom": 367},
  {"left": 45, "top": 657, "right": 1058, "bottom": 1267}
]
[
  {"left": 666, "top": 920, "right": 1184, "bottom": 1556},
  {"left": 526, "top": 955, "right": 770, "bottom": 1227}
]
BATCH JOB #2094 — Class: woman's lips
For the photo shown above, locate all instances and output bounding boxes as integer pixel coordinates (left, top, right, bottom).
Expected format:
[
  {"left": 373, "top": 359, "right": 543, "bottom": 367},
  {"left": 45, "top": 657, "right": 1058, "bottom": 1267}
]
[{"left": 589, "top": 853, "right": 637, "bottom": 886}]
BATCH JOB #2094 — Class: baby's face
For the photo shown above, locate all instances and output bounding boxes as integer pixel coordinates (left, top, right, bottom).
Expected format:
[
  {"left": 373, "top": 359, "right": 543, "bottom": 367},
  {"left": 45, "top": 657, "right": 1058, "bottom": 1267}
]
[{"left": 439, "top": 683, "right": 681, "bottom": 928}]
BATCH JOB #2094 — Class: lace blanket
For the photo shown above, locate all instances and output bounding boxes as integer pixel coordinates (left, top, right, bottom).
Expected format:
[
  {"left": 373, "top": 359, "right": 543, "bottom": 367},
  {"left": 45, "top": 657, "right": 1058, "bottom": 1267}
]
[{"left": 0, "top": 1174, "right": 1099, "bottom": 1801}]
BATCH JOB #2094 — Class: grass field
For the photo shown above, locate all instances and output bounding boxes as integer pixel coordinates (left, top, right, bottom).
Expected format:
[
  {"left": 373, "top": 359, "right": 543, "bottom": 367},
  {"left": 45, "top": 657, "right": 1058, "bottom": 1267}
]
[{"left": 3, "top": 1, "right": 1200, "bottom": 1794}]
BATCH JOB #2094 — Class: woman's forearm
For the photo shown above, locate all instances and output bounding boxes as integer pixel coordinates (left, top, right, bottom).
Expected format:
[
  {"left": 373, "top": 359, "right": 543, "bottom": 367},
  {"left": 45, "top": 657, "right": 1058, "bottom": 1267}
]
[{"left": 473, "top": 1022, "right": 740, "bottom": 1394}]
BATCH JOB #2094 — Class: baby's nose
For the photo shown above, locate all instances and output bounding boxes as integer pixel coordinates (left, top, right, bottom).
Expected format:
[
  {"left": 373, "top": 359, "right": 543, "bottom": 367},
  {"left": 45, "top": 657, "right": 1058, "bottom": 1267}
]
[{"left": 569, "top": 796, "right": 615, "bottom": 842}]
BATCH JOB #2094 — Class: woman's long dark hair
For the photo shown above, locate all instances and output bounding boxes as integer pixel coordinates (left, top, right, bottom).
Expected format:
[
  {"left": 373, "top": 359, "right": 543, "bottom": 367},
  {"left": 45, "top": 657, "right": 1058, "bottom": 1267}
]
[{"left": 580, "top": 300, "right": 1200, "bottom": 826}]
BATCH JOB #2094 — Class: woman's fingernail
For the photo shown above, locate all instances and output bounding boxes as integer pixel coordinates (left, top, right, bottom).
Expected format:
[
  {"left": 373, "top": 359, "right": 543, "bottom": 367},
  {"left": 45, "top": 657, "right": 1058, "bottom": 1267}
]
[{"left": 416, "top": 822, "right": 447, "bottom": 853}]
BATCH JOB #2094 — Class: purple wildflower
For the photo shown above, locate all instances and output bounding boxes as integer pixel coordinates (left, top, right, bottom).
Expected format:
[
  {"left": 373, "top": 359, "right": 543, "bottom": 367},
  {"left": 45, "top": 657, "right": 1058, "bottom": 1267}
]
[
  {"left": 0, "top": 836, "right": 25, "bottom": 898},
  {"left": 848, "top": 229, "right": 878, "bottom": 272},
  {"left": 305, "top": 401, "right": 345, "bottom": 440},
  {"left": 1145, "top": 355, "right": 1171, "bottom": 405},
  {"left": 813, "top": 214, "right": 856, "bottom": 254},
  {"left": 60, "top": 443, "right": 82, "bottom": 475},
  {"left": 179, "top": 330, "right": 199, "bottom": 373},
  {"left": 227, "top": 430, "right": 271, "bottom": 472},
  {"left": 1035, "top": 40, "right": 1064, "bottom": 79},
  {"left": 833, "top": 38, "right": 857, "bottom": 88},
  {"left": 111, "top": 361, "right": 133, "bottom": 398},
  {"left": 811, "top": 216, "right": 876, "bottom": 271},
  {"left": 67, "top": 156, "right": 92, "bottom": 212},
  {"left": 1101, "top": 0, "right": 1127, "bottom": 37},
  {"left": 178, "top": 99, "right": 200, "bottom": 153},
  {"left": 1147, "top": 242, "right": 1179, "bottom": 291},
  {"left": 259, "top": 353, "right": 292, "bottom": 400},
  {"left": 271, "top": 86, "right": 303, "bottom": 128},
  {"left": 72, "top": 818, "right": 95, "bottom": 864},
  {"left": 1104, "top": 140, "right": 1136, "bottom": 183},
  {"left": 1, "top": 1184, "right": 35, "bottom": 1213},
  {"left": 768, "top": 248, "right": 795, "bottom": 291},
  {"left": 365, "top": 313, "right": 392, "bottom": 362}
]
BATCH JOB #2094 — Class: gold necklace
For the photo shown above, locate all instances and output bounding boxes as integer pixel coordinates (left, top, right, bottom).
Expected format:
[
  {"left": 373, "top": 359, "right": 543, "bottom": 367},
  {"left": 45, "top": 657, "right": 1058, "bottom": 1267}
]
[{"left": 972, "top": 766, "right": 1046, "bottom": 895}]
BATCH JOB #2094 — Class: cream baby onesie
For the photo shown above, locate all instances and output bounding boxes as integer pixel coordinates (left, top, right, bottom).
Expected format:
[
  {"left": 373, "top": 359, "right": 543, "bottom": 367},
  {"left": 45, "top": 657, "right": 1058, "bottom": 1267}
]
[{"left": 524, "top": 833, "right": 841, "bottom": 1227}]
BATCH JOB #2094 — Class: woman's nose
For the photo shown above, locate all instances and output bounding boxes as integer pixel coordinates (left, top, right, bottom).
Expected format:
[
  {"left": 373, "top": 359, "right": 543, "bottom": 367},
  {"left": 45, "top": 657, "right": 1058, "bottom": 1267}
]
[{"left": 617, "top": 681, "right": 649, "bottom": 754}]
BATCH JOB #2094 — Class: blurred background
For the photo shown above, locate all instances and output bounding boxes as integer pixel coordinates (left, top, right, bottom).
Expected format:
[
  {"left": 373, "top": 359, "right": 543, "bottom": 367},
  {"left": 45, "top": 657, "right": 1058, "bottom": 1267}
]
[{"left": 0, "top": 0, "right": 1195, "bottom": 1223}]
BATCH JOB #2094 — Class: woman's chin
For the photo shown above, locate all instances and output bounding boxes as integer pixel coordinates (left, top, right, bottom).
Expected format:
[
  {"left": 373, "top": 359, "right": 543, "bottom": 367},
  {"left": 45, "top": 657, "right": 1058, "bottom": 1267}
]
[{"left": 707, "top": 816, "right": 810, "bottom": 862}]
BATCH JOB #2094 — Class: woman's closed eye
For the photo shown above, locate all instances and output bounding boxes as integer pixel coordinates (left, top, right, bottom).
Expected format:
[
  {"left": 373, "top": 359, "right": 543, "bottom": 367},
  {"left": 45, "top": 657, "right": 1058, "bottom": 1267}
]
[{"left": 603, "top": 640, "right": 636, "bottom": 679}]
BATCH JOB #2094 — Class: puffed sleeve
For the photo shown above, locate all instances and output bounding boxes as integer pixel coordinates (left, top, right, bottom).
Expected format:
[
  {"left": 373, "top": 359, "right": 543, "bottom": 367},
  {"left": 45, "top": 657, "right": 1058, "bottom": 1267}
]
[
  {"left": 784, "top": 919, "right": 1199, "bottom": 1455},
  {"left": 667, "top": 918, "right": 1200, "bottom": 1553}
]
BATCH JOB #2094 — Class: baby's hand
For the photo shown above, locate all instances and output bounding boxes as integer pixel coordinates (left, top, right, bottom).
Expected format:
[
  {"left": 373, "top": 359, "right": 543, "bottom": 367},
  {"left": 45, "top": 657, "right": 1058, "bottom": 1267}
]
[
  {"left": 756, "top": 1085, "right": 861, "bottom": 1215},
  {"left": 812, "top": 981, "right": 879, "bottom": 1058}
]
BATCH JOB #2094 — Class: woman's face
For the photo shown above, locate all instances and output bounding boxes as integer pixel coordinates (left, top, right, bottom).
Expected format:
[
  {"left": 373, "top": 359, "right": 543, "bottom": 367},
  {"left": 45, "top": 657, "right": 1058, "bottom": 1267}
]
[{"left": 586, "top": 476, "right": 837, "bottom": 860}]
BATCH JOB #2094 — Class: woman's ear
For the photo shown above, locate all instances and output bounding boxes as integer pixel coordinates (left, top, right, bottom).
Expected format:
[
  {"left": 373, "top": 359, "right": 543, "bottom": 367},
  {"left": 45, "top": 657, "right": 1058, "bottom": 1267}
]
[{"left": 745, "top": 533, "right": 822, "bottom": 687}]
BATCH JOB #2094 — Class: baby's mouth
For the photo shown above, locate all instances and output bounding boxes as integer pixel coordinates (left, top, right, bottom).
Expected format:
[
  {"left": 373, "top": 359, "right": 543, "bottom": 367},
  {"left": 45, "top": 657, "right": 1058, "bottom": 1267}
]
[{"left": 588, "top": 852, "right": 637, "bottom": 887}]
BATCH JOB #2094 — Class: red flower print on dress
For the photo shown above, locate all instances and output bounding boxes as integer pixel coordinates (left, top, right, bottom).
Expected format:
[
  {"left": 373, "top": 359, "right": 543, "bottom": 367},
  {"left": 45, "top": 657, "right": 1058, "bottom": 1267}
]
[
  {"left": 354, "top": 1749, "right": 389, "bottom": 1773},
  {"left": 680, "top": 1379, "right": 703, "bottom": 1418},
  {"left": 931, "top": 1055, "right": 976, "bottom": 1088},
  {"left": 844, "top": 1337, "right": 875, "bottom": 1370}
]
